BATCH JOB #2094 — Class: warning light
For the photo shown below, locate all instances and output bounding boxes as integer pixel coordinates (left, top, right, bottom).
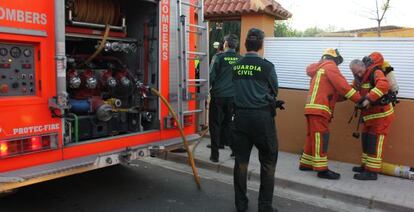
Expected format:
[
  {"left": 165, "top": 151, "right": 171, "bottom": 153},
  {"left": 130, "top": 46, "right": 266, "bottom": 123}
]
[
  {"left": 0, "top": 141, "right": 8, "bottom": 156},
  {"left": 31, "top": 136, "right": 42, "bottom": 150},
  {"left": 0, "top": 134, "right": 58, "bottom": 158}
]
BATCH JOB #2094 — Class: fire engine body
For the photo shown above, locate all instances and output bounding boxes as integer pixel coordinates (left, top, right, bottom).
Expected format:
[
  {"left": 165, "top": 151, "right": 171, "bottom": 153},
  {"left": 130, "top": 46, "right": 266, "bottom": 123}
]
[{"left": 0, "top": 0, "right": 208, "bottom": 192}]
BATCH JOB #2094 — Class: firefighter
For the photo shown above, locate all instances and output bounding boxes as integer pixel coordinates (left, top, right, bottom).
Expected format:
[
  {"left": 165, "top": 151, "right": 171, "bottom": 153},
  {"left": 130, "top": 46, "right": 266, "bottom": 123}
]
[
  {"left": 350, "top": 52, "right": 395, "bottom": 180},
  {"left": 208, "top": 34, "right": 242, "bottom": 162},
  {"left": 299, "top": 48, "right": 362, "bottom": 180},
  {"left": 232, "top": 28, "right": 284, "bottom": 212}
]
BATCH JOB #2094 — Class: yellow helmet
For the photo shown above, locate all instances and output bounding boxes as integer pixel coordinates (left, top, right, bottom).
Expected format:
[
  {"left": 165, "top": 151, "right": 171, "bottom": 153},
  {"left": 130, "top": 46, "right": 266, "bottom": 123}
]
[
  {"left": 382, "top": 60, "right": 391, "bottom": 70},
  {"left": 322, "top": 48, "right": 343, "bottom": 65}
]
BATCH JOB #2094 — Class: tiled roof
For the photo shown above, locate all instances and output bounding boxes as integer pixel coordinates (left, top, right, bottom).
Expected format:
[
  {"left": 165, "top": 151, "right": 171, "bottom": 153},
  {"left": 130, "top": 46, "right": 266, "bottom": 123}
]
[{"left": 204, "top": 0, "right": 292, "bottom": 20}]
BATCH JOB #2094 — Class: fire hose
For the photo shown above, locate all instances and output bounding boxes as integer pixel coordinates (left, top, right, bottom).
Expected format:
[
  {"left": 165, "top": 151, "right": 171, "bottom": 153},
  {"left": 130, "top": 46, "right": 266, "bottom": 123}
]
[
  {"left": 150, "top": 88, "right": 201, "bottom": 189},
  {"left": 73, "top": 0, "right": 121, "bottom": 25},
  {"left": 84, "top": 25, "right": 110, "bottom": 65}
]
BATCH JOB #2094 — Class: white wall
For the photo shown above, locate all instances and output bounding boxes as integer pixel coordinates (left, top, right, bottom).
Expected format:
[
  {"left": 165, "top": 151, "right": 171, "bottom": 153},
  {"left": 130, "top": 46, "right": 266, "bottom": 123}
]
[{"left": 264, "top": 37, "right": 414, "bottom": 99}]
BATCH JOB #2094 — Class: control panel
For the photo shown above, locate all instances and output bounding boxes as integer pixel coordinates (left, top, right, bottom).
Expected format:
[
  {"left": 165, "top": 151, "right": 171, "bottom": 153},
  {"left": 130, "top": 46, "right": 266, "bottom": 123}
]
[{"left": 0, "top": 43, "right": 36, "bottom": 97}]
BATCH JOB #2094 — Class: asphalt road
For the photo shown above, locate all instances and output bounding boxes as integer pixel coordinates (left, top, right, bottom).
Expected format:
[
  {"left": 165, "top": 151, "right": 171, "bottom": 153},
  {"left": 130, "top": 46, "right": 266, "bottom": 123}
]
[{"left": 0, "top": 159, "right": 334, "bottom": 212}]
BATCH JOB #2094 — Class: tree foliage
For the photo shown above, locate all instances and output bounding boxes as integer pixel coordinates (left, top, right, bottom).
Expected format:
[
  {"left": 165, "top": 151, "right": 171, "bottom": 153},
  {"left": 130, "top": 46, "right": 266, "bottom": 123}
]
[{"left": 274, "top": 22, "right": 302, "bottom": 37}]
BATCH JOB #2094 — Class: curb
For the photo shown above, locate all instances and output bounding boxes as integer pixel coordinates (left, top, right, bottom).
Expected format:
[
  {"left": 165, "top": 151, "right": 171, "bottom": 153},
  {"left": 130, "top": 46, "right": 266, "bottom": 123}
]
[{"left": 160, "top": 152, "right": 414, "bottom": 212}]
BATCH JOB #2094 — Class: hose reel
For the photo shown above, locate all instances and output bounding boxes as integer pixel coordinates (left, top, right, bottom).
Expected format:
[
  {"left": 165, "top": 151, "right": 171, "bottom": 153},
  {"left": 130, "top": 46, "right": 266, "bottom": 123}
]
[{"left": 68, "top": 0, "right": 121, "bottom": 25}]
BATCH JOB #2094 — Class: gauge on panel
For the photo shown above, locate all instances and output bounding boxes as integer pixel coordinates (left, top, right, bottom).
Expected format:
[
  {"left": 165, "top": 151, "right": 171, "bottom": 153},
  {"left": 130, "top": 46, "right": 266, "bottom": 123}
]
[
  {"left": 10, "top": 47, "right": 22, "bottom": 58},
  {"left": 23, "top": 49, "right": 32, "bottom": 57},
  {"left": 0, "top": 48, "right": 7, "bottom": 57}
]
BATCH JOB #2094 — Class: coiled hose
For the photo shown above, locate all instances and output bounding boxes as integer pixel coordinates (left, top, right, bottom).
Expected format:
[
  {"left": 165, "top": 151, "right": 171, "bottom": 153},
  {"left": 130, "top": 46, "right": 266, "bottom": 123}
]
[
  {"left": 150, "top": 88, "right": 201, "bottom": 189},
  {"left": 73, "top": 0, "right": 121, "bottom": 25}
]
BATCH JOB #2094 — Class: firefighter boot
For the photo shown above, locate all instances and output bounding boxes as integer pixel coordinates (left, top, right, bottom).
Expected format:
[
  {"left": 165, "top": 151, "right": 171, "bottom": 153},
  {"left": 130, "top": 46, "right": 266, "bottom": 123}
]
[
  {"left": 353, "top": 170, "right": 378, "bottom": 180},
  {"left": 352, "top": 166, "right": 365, "bottom": 173},
  {"left": 317, "top": 169, "right": 341, "bottom": 180}
]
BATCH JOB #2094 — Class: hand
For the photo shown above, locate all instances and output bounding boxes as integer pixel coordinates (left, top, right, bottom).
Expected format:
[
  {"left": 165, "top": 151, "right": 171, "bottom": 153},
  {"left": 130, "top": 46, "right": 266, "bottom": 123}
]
[
  {"left": 275, "top": 100, "right": 285, "bottom": 110},
  {"left": 356, "top": 98, "right": 370, "bottom": 109}
]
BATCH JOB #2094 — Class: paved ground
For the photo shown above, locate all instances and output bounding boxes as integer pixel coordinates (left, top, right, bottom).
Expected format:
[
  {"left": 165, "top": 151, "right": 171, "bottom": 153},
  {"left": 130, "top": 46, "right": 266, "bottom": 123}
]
[
  {"left": 161, "top": 138, "right": 414, "bottom": 212},
  {"left": 0, "top": 159, "right": 334, "bottom": 212}
]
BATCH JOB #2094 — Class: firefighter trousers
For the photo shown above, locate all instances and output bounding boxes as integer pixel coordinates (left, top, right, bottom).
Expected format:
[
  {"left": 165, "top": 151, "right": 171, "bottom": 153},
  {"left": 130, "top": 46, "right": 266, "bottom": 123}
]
[
  {"left": 209, "top": 97, "right": 234, "bottom": 159},
  {"left": 300, "top": 115, "right": 330, "bottom": 171},
  {"left": 232, "top": 109, "right": 278, "bottom": 211},
  {"left": 360, "top": 120, "right": 392, "bottom": 172}
]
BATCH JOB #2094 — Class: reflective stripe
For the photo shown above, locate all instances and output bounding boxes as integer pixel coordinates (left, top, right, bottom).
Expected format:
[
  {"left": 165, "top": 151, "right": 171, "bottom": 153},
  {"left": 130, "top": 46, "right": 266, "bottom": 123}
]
[
  {"left": 371, "top": 87, "right": 384, "bottom": 97},
  {"left": 361, "top": 83, "right": 371, "bottom": 89},
  {"left": 366, "top": 160, "right": 381, "bottom": 165},
  {"left": 310, "top": 69, "right": 325, "bottom": 104},
  {"left": 312, "top": 158, "right": 328, "bottom": 162},
  {"left": 301, "top": 153, "right": 313, "bottom": 160},
  {"left": 300, "top": 152, "right": 328, "bottom": 167},
  {"left": 300, "top": 158, "right": 313, "bottom": 165},
  {"left": 302, "top": 153, "right": 327, "bottom": 161},
  {"left": 377, "top": 135, "right": 384, "bottom": 159},
  {"left": 366, "top": 162, "right": 382, "bottom": 168},
  {"left": 345, "top": 88, "right": 357, "bottom": 99},
  {"left": 313, "top": 163, "right": 328, "bottom": 167},
  {"left": 305, "top": 104, "right": 332, "bottom": 114},
  {"left": 363, "top": 106, "right": 394, "bottom": 121},
  {"left": 315, "top": 132, "right": 321, "bottom": 158},
  {"left": 367, "top": 157, "right": 382, "bottom": 162},
  {"left": 361, "top": 153, "right": 367, "bottom": 163}
]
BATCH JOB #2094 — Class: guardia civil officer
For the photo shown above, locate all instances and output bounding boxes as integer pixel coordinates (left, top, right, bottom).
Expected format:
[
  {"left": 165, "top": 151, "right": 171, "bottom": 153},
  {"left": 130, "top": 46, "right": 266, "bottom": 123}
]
[
  {"left": 208, "top": 34, "right": 242, "bottom": 162},
  {"left": 232, "top": 28, "right": 284, "bottom": 212}
]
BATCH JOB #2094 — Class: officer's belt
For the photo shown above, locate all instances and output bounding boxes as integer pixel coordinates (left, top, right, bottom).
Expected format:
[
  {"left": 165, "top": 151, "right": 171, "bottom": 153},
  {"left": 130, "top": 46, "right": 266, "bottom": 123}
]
[{"left": 235, "top": 105, "right": 271, "bottom": 111}]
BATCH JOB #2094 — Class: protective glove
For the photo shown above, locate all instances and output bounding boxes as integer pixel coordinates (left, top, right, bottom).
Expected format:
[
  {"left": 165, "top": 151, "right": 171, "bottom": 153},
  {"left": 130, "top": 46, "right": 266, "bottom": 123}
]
[
  {"left": 275, "top": 100, "right": 285, "bottom": 110},
  {"left": 356, "top": 97, "right": 370, "bottom": 109}
]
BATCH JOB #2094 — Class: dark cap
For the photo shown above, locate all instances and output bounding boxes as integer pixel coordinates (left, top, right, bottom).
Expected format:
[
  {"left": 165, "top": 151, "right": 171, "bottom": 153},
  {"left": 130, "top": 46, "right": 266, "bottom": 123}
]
[{"left": 246, "top": 28, "right": 264, "bottom": 41}]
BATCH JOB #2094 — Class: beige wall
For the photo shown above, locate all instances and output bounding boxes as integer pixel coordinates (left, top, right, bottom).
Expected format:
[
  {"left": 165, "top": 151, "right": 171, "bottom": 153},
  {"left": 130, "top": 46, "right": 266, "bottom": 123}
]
[
  {"left": 276, "top": 89, "right": 414, "bottom": 167},
  {"left": 359, "top": 28, "right": 414, "bottom": 37},
  {"left": 240, "top": 14, "right": 275, "bottom": 56}
]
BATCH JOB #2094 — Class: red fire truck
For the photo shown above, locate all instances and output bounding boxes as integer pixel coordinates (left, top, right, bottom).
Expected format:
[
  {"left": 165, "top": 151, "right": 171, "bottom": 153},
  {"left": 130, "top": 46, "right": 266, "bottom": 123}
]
[{"left": 0, "top": 0, "right": 209, "bottom": 193}]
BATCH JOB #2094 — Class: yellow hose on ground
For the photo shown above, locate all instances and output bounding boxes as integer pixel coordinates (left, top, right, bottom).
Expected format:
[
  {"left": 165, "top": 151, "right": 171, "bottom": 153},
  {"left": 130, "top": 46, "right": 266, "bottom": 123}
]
[
  {"left": 381, "top": 162, "right": 414, "bottom": 180},
  {"left": 150, "top": 88, "right": 202, "bottom": 189}
]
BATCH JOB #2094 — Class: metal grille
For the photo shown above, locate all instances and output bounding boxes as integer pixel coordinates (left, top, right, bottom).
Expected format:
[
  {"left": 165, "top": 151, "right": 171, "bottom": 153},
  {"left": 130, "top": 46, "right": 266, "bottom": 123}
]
[{"left": 264, "top": 37, "right": 414, "bottom": 99}]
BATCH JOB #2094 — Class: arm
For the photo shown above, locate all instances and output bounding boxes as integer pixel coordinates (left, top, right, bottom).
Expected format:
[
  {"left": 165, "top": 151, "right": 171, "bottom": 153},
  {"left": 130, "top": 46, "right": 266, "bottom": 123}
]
[
  {"left": 268, "top": 65, "right": 279, "bottom": 97},
  {"left": 325, "top": 64, "right": 361, "bottom": 103},
  {"left": 209, "top": 55, "right": 219, "bottom": 87},
  {"left": 367, "top": 69, "right": 389, "bottom": 102}
]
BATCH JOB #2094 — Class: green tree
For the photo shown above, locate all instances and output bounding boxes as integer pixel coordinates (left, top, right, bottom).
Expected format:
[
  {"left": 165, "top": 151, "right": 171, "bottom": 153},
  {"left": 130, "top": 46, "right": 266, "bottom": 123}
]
[
  {"left": 302, "top": 27, "right": 325, "bottom": 37},
  {"left": 274, "top": 21, "right": 302, "bottom": 37}
]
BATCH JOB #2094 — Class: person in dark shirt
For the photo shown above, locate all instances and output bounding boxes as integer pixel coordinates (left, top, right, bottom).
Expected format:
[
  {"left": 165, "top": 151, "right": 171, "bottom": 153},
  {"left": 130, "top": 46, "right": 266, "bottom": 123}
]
[
  {"left": 232, "top": 28, "right": 283, "bottom": 212},
  {"left": 208, "top": 34, "right": 242, "bottom": 162}
]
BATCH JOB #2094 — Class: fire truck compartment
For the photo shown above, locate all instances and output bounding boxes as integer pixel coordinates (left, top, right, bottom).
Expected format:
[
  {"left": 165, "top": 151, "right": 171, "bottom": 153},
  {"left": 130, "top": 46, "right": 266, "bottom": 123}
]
[{"left": 63, "top": 0, "right": 160, "bottom": 144}]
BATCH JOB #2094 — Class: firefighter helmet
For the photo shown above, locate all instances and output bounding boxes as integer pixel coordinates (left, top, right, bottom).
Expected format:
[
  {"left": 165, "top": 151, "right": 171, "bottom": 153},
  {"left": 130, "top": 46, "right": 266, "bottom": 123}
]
[{"left": 322, "top": 48, "right": 344, "bottom": 65}]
